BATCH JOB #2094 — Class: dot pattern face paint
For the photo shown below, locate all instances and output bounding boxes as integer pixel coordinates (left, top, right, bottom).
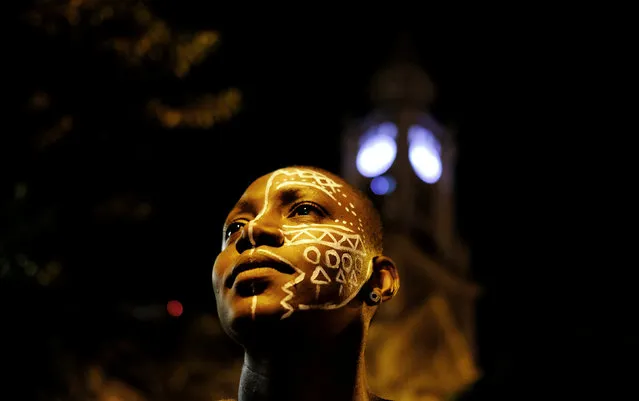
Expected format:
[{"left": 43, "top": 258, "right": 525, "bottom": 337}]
[{"left": 247, "top": 168, "right": 372, "bottom": 319}]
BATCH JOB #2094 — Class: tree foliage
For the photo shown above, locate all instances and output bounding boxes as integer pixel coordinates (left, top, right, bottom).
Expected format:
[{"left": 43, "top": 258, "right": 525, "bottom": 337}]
[
  {"left": 6, "top": 3, "right": 243, "bottom": 400},
  {"left": 3, "top": 0, "right": 240, "bottom": 290}
]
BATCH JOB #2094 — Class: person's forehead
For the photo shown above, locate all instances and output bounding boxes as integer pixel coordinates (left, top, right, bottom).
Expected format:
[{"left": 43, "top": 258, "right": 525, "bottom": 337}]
[{"left": 229, "top": 168, "right": 364, "bottom": 214}]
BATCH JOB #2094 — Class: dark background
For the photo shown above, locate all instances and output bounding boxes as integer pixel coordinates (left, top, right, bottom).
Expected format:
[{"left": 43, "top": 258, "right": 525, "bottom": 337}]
[{"left": 4, "top": 3, "right": 632, "bottom": 399}]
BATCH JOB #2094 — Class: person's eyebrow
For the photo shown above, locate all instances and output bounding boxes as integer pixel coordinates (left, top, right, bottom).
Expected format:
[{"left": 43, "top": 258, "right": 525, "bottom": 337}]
[
  {"left": 276, "top": 186, "right": 334, "bottom": 218},
  {"left": 278, "top": 187, "right": 302, "bottom": 206},
  {"left": 229, "top": 198, "right": 258, "bottom": 218},
  {"left": 228, "top": 187, "right": 330, "bottom": 225}
]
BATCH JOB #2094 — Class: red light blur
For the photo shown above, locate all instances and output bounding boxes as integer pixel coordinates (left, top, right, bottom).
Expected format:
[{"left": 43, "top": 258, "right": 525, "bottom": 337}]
[{"left": 167, "top": 300, "right": 183, "bottom": 317}]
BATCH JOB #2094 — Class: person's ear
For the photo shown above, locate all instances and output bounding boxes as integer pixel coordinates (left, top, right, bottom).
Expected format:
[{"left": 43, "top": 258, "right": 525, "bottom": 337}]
[{"left": 365, "top": 255, "right": 400, "bottom": 303}]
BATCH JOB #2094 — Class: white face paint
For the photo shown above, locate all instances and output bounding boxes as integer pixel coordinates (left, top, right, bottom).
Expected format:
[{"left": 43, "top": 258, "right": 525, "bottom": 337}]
[
  {"left": 243, "top": 168, "right": 372, "bottom": 319},
  {"left": 282, "top": 223, "right": 368, "bottom": 313}
]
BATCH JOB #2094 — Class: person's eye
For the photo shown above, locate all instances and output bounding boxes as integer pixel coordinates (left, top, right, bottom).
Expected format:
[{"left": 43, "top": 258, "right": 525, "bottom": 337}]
[
  {"left": 289, "top": 202, "right": 326, "bottom": 218},
  {"left": 225, "top": 221, "right": 245, "bottom": 241}
]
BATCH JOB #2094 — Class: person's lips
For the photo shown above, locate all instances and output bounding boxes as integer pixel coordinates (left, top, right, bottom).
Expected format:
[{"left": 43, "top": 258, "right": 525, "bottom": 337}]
[{"left": 225, "top": 254, "right": 296, "bottom": 289}]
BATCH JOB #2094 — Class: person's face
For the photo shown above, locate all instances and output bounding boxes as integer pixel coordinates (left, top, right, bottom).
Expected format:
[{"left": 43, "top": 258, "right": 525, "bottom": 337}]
[{"left": 212, "top": 168, "right": 375, "bottom": 336}]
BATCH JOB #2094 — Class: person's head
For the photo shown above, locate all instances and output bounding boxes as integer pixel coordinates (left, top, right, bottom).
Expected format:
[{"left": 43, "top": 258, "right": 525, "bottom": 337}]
[{"left": 211, "top": 166, "right": 399, "bottom": 349}]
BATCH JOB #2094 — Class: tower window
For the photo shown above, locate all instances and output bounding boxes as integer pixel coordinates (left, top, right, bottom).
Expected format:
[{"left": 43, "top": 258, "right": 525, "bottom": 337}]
[
  {"left": 408, "top": 125, "right": 442, "bottom": 184},
  {"left": 356, "top": 122, "right": 398, "bottom": 177}
]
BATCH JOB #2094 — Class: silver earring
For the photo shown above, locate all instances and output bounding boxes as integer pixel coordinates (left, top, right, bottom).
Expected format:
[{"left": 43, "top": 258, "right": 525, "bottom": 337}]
[{"left": 368, "top": 289, "right": 382, "bottom": 304}]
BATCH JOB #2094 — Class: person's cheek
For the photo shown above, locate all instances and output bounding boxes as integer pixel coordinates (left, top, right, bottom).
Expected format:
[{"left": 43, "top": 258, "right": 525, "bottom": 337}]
[
  {"left": 296, "top": 245, "right": 367, "bottom": 304},
  {"left": 336, "top": 250, "right": 367, "bottom": 299},
  {"left": 211, "top": 253, "right": 230, "bottom": 293}
]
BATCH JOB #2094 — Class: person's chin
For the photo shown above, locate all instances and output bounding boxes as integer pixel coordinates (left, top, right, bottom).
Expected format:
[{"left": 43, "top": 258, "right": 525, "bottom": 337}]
[{"left": 223, "top": 280, "right": 287, "bottom": 334}]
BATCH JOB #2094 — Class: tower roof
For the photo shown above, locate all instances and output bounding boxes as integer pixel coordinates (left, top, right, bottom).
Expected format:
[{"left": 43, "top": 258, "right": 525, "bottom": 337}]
[{"left": 370, "top": 32, "right": 436, "bottom": 109}]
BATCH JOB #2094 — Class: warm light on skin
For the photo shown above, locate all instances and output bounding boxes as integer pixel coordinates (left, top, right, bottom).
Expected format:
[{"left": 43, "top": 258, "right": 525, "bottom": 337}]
[
  {"left": 210, "top": 166, "right": 401, "bottom": 401},
  {"left": 212, "top": 168, "right": 376, "bottom": 323}
]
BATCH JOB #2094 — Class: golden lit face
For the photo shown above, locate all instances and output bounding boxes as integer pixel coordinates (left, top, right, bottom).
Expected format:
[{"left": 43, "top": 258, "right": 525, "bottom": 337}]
[{"left": 212, "top": 168, "right": 374, "bottom": 330}]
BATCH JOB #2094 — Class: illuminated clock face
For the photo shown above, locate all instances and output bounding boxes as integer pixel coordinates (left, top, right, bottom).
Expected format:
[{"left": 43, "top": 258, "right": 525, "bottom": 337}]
[
  {"left": 407, "top": 125, "right": 442, "bottom": 184},
  {"left": 356, "top": 122, "right": 398, "bottom": 178}
]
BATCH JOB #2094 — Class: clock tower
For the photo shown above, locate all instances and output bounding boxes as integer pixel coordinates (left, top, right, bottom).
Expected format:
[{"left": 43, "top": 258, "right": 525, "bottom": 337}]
[{"left": 341, "top": 35, "right": 479, "bottom": 400}]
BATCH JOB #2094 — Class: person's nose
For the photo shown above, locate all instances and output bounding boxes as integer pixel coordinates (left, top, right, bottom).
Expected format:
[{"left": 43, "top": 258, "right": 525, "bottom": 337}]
[{"left": 236, "top": 217, "right": 284, "bottom": 254}]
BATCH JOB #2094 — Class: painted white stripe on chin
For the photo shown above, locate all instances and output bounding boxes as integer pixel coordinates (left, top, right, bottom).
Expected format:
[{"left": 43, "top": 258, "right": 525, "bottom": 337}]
[{"left": 251, "top": 295, "right": 257, "bottom": 320}]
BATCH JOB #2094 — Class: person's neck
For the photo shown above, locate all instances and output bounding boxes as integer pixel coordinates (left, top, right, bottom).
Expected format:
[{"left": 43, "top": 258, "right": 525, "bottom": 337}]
[{"left": 237, "top": 322, "right": 373, "bottom": 401}]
